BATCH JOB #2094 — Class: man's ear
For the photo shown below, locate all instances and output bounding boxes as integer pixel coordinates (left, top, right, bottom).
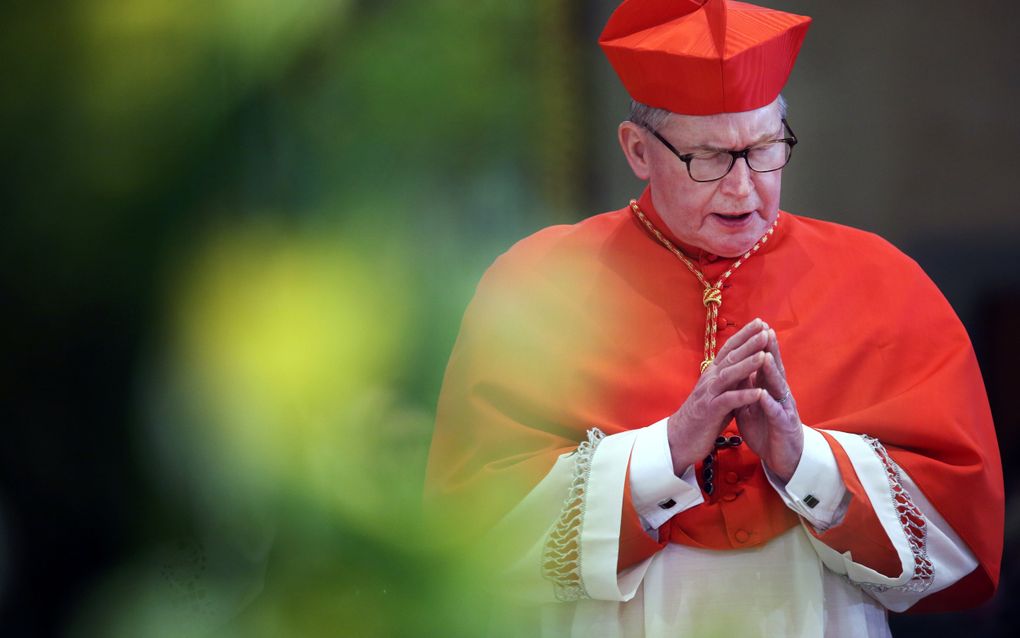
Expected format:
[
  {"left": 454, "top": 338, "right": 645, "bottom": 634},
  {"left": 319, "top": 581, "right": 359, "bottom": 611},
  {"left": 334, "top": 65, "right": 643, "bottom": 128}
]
[{"left": 618, "top": 121, "right": 652, "bottom": 181}]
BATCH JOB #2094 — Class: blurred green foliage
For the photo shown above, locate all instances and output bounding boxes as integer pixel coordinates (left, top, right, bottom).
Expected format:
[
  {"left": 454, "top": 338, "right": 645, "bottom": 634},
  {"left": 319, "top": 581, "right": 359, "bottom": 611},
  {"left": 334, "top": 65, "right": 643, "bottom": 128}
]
[{"left": 1, "top": 0, "right": 592, "bottom": 635}]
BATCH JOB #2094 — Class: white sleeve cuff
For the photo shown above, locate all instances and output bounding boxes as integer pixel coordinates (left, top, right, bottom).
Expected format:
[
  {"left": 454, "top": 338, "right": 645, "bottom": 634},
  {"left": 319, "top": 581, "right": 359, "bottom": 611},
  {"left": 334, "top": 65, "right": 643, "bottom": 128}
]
[
  {"left": 765, "top": 425, "right": 848, "bottom": 531},
  {"left": 629, "top": 418, "right": 704, "bottom": 530}
]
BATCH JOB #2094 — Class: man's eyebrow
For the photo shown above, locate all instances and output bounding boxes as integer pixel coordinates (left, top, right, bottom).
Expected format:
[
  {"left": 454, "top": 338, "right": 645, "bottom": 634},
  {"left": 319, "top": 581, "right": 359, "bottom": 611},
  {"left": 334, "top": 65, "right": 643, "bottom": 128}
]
[
  {"left": 684, "top": 126, "right": 784, "bottom": 153},
  {"left": 685, "top": 143, "right": 729, "bottom": 152}
]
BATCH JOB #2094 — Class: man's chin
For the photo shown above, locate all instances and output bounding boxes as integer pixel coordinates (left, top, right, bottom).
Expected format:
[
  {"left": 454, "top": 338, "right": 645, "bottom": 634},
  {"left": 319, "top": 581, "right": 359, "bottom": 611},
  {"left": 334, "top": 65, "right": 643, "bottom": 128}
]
[
  {"left": 710, "top": 233, "right": 762, "bottom": 258},
  {"left": 716, "top": 218, "right": 777, "bottom": 256}
]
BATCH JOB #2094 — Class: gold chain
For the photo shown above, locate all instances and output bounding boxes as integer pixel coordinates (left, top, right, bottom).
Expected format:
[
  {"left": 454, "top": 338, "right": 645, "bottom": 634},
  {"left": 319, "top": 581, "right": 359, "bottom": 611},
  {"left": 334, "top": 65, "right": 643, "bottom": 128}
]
[{"left": 628, "top": 199, "right": 777, "bottom": 373}]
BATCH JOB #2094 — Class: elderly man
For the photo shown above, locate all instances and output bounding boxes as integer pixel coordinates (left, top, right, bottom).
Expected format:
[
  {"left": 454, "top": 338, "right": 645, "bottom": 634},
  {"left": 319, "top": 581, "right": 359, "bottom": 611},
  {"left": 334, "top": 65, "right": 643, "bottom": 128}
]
[{"left": 426, "top": 1, "right": 1003, "bottom": 635}]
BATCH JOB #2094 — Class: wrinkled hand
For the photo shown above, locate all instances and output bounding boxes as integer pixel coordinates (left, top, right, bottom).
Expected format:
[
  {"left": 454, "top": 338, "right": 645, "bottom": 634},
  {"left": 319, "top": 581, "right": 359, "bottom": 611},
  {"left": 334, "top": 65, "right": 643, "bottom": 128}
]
[
  {"left": 735, "top": 326, "right": 803, "bottom": 483},
  {"left": 667, "top": 319, "right": 770, "bottom": 476}
]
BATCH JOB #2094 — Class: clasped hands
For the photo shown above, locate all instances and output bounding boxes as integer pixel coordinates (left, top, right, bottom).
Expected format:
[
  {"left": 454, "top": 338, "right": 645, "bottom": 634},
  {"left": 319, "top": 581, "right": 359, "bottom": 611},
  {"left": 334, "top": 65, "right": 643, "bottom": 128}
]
[{"left": 667, "top": 318, "right": 803, "bottom": 484}]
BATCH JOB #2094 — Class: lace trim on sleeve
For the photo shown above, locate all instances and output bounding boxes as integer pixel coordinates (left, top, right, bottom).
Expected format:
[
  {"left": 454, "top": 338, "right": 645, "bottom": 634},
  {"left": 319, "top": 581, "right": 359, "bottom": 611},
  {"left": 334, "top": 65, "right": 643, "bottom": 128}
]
[
  {"left": 540, "top": 428, "right": 605, "bottom": 601},
  {"left": 860, "top": 435, "right": 934, "bottom": 594}
]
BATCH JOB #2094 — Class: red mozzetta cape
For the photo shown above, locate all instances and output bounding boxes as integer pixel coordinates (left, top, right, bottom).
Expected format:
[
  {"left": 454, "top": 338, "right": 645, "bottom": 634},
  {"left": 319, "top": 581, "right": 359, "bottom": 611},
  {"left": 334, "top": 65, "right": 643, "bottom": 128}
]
[{"left": 426, "top": 188, "right": 1002, "bottom": 611}]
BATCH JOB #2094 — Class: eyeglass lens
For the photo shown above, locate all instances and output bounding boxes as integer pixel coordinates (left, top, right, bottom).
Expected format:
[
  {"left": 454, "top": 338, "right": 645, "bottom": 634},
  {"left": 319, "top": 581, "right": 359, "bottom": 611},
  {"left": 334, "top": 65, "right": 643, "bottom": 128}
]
[{"left": 688, "top": 142, "right": 793, "bottom": 182}]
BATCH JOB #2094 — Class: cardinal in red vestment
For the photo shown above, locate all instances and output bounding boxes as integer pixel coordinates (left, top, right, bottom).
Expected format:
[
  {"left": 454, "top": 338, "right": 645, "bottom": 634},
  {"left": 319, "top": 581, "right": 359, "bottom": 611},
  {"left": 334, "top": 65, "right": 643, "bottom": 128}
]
[{"left": 426, "top": 2, "right": 1002, "bottom": 635}]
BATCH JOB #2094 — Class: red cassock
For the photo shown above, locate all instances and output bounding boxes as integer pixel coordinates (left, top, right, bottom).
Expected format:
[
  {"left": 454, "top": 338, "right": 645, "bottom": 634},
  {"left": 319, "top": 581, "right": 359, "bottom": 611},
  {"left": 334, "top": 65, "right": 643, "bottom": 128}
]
[{"left": 425, "top": 187, "right": 1003, "bottom": 612}]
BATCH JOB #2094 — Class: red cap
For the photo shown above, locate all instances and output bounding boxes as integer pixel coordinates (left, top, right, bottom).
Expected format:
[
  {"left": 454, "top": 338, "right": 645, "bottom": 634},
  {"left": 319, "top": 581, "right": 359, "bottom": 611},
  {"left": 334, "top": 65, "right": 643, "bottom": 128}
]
[{"left": 599, "top": 0, "right": 811, "bottom": 115}]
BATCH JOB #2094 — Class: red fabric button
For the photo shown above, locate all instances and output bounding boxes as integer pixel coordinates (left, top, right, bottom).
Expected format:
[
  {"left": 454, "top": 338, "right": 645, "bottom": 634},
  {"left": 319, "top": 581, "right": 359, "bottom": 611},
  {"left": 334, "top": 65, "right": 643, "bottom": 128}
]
[
  {"left": 717, "top": 317, "right": 729, "bottom": 330},
  {"left": 725, "top": 471, "right": 739, "bottom": 484},
  {"left": 734, "top": 529, "right": 750, "bottom": 543}
]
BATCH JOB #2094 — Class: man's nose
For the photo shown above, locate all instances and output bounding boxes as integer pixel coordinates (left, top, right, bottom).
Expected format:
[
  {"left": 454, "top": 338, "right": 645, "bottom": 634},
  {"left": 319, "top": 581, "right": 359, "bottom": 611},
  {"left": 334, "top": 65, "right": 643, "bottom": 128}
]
[{"left": 720, "top": 156, "right": 754, "bottom": 197}]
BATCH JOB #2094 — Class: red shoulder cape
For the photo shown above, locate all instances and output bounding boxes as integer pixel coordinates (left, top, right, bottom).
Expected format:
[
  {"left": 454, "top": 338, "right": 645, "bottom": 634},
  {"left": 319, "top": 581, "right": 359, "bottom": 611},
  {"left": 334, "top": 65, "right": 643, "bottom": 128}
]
[{"left": 425, "top": 189, "right": 1002, "bottom": 611}]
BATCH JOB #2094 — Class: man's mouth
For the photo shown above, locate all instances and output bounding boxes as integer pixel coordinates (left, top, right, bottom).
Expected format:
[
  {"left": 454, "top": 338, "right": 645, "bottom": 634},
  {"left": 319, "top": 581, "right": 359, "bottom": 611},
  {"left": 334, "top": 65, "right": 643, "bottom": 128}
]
[{"left": 711, "top": 211, "right": 755, "bottom": 226}]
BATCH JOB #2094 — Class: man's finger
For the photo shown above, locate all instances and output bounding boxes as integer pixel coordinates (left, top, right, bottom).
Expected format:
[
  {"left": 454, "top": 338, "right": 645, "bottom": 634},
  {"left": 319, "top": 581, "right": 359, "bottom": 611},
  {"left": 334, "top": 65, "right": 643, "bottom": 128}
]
[
  {"left": 760, "top": 352, "right": 784, "bottom": 392},
  {"left": 715, "top": 318, "right": 766, "bottom": 362},
  {"left": 714, "top": 350, "right": 766, "bottom": 390},
  {"left": 716, "top": 326, "right": 769, "bottom": 369},
  {"left": 761, "top": 353, "right": 791, "bottom": 405},
  {"left": 711, "top": 387, "right": 765, "bottom": 416},
  {"left": 767, "top": 328, "right": 788, "bottom": 377},
  {"left": 755, "top": 387, "right": 787, "bottom": 419}
]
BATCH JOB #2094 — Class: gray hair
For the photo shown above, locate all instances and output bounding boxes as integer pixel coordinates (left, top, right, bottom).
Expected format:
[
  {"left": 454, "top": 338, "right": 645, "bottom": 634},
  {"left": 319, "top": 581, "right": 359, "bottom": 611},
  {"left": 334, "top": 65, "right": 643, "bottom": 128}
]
[{"left": 628, "top": 94, "right": 788, "bottom": 129}]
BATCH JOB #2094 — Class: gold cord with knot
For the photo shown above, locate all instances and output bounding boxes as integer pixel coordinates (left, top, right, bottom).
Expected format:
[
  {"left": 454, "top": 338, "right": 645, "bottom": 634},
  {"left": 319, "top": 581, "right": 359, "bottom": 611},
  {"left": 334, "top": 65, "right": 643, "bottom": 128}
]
[{"left": 628, "top": 200, "right": 777, "bottom": 374}]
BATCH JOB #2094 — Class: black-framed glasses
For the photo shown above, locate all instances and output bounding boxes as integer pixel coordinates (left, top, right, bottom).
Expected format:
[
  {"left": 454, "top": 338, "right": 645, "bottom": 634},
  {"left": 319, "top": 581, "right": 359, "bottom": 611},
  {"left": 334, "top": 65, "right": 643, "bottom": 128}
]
[{"left": 643, "top": 118, "right": 798, "bottom": 183}]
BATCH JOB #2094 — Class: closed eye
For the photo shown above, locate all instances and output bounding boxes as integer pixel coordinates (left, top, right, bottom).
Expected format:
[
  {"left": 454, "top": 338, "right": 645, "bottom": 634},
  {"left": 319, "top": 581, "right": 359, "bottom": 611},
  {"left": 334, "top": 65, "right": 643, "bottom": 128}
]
[{"left": 688, "top": 150, "right": 729, "bottom": 160}]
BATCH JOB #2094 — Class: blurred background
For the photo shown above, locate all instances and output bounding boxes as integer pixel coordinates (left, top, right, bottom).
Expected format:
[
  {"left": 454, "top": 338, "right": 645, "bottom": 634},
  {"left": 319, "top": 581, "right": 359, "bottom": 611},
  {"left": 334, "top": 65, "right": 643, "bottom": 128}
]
[{"left": 1, "top": 0, "right": 1017, "bottom": 636}]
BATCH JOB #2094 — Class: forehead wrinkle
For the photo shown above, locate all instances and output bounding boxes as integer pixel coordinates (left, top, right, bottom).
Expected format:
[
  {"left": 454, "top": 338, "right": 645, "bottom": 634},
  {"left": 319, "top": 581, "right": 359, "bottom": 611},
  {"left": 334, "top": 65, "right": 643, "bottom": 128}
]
[{"left": 674, "top": 119, "right": 783, "bottom": 153}]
